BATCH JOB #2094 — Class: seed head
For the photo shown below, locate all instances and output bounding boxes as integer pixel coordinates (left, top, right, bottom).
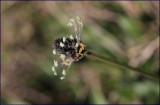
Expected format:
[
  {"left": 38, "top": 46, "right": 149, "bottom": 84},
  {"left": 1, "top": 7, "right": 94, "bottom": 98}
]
[{"left": 52, "top": 16, "right": 85, "bottom": 80}]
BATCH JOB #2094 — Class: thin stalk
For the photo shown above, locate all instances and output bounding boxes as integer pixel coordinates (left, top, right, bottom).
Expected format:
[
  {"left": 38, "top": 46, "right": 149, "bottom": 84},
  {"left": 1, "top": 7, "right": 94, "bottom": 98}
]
[{"left": 84, "top": 50, "right": 159, "bottom": 81}]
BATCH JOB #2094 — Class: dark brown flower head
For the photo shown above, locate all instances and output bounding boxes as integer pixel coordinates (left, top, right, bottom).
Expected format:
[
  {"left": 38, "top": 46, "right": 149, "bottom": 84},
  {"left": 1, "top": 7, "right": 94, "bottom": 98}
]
[{"left": 52, "top": 35, "right": 85, "bottom": 61}]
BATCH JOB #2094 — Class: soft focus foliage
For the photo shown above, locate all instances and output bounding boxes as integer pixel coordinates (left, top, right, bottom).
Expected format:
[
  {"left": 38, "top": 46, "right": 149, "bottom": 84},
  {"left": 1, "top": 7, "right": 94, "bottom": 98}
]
[{"left": 1, "top": 1, "right": 159, "bottom": 104}]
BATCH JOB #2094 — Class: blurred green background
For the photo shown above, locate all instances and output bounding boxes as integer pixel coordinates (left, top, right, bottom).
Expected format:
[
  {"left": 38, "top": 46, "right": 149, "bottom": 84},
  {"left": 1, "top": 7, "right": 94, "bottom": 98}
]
[{"left": 1, "top": 1, "right": 159, "bottom": 104}]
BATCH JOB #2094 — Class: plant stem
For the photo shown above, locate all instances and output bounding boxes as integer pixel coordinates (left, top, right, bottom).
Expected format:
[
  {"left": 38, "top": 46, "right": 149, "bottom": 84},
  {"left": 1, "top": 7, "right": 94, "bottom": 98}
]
[{"left": 84, "top": 50, "right": 159, "bottom": 81}]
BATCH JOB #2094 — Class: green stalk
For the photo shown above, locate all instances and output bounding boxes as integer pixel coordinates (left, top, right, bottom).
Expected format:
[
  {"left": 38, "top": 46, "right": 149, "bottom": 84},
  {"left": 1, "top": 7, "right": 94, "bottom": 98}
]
[{"left": 84, "top": 50, "right": 159, "bottom": 81}]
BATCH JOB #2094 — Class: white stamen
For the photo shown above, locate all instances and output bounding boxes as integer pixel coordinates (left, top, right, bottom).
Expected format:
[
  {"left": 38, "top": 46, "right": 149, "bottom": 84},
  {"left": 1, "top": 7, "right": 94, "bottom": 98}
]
[
  {"left": 77, "top": 17, "right": 80, "bottom": 22},
  {"left": 70, "top": 18, "right": 75, "bottom": 23},
  {"left": 68, "top": 22, "right": 73, "bottom": 27},
  {"left": 63, "top": 37, "right": 66, "bottom": 42},
  {"left": 62, "top": 70, "right": 66, "bottom": 75},
  {"left": 52, "top": 66, "right": 55, "bottom": 71},
  {"left": 79, "top": 20, "right": 82, "bottom": 25},
  {"left": 53, "top": 49, "right": 56, "bottom": 55},
  {"left": 76, "top": 16, "right": 80, "bottom": 19},
  {"left": 75, "top": 43, "right": 79, "bottom": 47},
  {"left": 67, "top": 18, "right": 74, "bottom": 27},
  {"left": 76, "top": 16, "right": 83, "bottom": 28},
  {"left": 70, "top": 35, "right": 73, "bottom": 39},
  {"left": 60, "top": 54, "right": 65, "bottom": 60},
  {"left": 60, "top": 42, "right": 64, "bottom": 47},
  {"left": 54, "top": 72, "right": 57, "bottom": 76},
  {"left": 60, "top": 76, "right": 65, "bottom": 80},
  {"left": 52, "top": 66, "right": 57, "bottom": 75},
  {"left": 54, "top": 60, "right": 58, "bottom": 67}
]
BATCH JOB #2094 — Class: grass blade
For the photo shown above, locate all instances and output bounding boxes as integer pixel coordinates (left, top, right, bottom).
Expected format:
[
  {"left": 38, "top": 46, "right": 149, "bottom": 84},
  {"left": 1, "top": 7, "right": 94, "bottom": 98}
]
[{"left": 84, "top": 50, "right": 159, "bottom": 81}]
